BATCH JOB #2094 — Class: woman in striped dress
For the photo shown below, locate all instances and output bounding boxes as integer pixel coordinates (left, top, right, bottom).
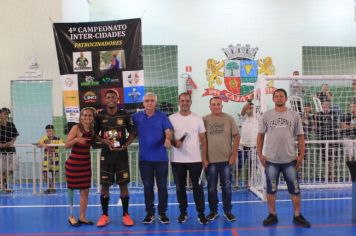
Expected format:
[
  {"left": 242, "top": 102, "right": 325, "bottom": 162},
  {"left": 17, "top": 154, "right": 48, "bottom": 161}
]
[{"left": 65, "top": 107, "right": 95, "bottom": 226}]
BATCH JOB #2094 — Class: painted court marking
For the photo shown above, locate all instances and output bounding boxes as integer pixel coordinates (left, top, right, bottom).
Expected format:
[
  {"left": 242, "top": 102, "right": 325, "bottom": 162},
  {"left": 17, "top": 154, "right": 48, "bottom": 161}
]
[{"left": 0, "top": 196, "right": 351, "bottom": 209}]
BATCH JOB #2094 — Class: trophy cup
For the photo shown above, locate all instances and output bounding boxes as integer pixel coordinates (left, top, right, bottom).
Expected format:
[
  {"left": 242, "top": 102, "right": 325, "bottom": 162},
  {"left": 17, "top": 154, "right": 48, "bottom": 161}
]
[{"left": 108, "top": 130, "right": 121, "bottom": 147}]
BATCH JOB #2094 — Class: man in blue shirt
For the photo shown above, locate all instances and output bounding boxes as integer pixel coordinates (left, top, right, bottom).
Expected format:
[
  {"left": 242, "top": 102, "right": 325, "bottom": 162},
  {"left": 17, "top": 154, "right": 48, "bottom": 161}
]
[{"left": 132, "top": 92, "right": 173, "bottom": 224}]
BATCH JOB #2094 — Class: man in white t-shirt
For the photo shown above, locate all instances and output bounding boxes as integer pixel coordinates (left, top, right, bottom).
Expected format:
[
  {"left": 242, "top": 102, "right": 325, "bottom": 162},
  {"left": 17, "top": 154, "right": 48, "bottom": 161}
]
[
  {"left": 238, "top": 101, "right": 258, "bottom": 186},
  {"left": 240, "top": 101, "right": 259, "bottom": 147},
  {"left": 169, "top": 92, "right": 209, "bottom": 225}
]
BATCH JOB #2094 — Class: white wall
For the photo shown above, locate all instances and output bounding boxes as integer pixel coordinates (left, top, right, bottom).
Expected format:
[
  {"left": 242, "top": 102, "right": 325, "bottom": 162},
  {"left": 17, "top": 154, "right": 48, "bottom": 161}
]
[
  {"left": 1, "top": 0, "right": 355, "bottom": 117},
  {"left": 0, "top": 0, "right": 61, "bottom": 114},
  {"left": 0, "top": 0, "right": 88, "bottom": 116}
]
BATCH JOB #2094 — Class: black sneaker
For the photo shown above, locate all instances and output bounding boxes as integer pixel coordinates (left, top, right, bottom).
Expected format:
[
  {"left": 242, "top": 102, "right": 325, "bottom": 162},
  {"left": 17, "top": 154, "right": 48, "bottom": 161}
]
[
  {"left": 142, "top": 214, "right": 155, "bottom": 224},
  {"left": 293, "top": 214, "right": 311, "bottom": 228},
  {"left": 206, "top": 212, "right": 219, "bottom": 221},
  {"left": 263, "top": 213, "right": 278, "bottom": 226},
  {"left": 197, "top": 214, "right": 209, "bottom": 225},
  {"left": 177, "top": 213, "right": 188, "bottom": 223},
  {"left": 224, "top": 212, "right": 236, "bottom": 222},
  {"left": 159, "top": 213, "right": 170, "bottom": 224}
]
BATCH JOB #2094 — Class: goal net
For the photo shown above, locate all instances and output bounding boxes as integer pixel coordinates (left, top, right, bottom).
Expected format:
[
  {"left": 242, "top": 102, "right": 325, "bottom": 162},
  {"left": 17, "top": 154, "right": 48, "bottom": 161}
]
[
  {"left": 142, "top": 45, "right": 178, "bottom": 116},
  {"left": 250, "top": 75, "right": 356, "bottom": 200}
]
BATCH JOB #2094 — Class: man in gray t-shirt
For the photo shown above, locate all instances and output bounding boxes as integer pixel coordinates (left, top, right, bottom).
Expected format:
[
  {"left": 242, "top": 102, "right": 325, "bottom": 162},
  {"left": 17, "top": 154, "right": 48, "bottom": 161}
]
[
  {"left": 258, "top": 107, "right": 303, "bottom": 164},
  {"left": 257, "top": 88, "right": 311, "bottom": 228},
  {"left": 203, "top": 96, "right": 239, "bottom": 222}
]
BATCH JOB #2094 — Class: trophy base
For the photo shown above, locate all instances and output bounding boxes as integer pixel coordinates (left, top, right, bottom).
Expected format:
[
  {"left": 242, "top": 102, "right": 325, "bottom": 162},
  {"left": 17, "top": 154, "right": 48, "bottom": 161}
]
[{"left": 112, "top": 141, "right": 121, "bottom": 148}]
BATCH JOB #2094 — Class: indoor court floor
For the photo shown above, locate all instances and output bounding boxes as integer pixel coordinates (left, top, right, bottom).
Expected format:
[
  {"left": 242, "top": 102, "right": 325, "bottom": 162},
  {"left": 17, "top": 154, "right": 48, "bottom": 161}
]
[{"left": 0, "top": 188, "right": 355, "bottom": 236}]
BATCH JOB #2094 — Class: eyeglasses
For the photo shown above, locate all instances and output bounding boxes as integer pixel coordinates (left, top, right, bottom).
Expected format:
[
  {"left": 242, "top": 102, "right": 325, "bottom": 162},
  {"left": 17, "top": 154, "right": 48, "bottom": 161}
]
[{"left": 144, "top": 99, "right": 155, "bottom": 103}]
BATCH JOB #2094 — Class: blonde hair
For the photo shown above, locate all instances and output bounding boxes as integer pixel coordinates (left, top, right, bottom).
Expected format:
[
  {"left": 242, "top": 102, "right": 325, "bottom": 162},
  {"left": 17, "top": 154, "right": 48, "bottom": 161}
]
[{"left": 78, "top": 107, "right": 96, "bottom": 136}]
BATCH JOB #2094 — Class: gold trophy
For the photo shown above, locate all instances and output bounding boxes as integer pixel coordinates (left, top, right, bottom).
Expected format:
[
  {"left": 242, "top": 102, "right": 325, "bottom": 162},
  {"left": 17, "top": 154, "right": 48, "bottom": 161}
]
[{"left": 108, "top": 130, "right": 121, "bottom": 147}]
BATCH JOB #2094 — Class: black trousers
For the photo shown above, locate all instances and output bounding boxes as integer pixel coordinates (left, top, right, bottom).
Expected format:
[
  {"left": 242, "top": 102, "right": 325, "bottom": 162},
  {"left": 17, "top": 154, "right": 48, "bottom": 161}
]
[{"left": 171, "top": 162, "right": 205, "bottom": 215}]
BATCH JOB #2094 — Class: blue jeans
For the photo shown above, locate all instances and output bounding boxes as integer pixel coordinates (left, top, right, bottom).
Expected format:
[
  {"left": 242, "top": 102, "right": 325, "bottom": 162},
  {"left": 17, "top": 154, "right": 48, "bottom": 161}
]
[
  {"left": 139, "top": 161, "right": 168, "bottom": 215},
  {"left": 265, "top": 160, "right": 300, "bottom": 195},
  {"left": 237, "top": 146, "right": 252, "bottom": 169},
  {"left": 206, "top": 162, "right": 232, "bottom": 213}
]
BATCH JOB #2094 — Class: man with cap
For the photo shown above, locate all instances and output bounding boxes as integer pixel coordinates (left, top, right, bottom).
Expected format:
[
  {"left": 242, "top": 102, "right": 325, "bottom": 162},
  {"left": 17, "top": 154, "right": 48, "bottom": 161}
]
[{"left": 0, "top": 107, "right": 19, "bottom": 192}]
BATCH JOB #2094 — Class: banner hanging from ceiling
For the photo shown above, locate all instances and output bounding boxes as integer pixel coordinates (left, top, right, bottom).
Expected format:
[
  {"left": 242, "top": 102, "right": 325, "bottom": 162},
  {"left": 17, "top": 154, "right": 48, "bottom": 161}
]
[{"left": 53, "top": 18, "right": 144, "bottom": 126}]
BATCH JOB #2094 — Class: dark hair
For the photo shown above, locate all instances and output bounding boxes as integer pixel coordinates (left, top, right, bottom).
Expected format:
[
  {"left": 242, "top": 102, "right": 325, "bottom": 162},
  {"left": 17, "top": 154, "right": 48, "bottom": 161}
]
[
  {"left": 45, "top": 124, "right": 54, "bottom": 130},
  {"left": 273, "top": 88, "right": 287, "bottom": 98},
  {"left": 1, "top": 107, "right": 11, "bottom": 114},
  {"left": 178, "top": 92, "right": 191, "bottom": 101},
  {"left": 304, "top": 102, "right": 312, "bottom": 107},
  {"left": 209, "top": 96, "right": 222, "bottom": 104}
]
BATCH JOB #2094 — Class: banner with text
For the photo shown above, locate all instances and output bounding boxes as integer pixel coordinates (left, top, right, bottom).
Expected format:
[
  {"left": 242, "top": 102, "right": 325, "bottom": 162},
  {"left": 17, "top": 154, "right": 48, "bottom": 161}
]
[{"left": 53, "top": 18, "right": 144, "bottom": 126}]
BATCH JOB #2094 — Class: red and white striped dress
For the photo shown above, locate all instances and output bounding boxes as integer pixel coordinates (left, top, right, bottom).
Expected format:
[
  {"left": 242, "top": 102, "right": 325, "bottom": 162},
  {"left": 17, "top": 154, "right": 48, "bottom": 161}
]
[{"left": 65, "top": 130, "right": 93, "bottom": 189}]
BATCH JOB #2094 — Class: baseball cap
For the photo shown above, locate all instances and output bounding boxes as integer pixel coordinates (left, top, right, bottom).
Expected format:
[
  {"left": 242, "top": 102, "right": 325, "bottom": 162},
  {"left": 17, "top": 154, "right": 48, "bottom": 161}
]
[{"left": 1, "top": 107, "right": 11, "bottom": 114}]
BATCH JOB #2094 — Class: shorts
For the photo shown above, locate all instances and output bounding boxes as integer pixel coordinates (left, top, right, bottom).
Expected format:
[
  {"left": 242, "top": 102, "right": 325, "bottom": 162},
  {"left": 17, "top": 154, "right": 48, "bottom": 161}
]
[
  {"left": 0, "top": 153, "right": 16, "bottom": 172},
  {"left": 100, "top": 151, "right": 130, "bottom": 186},
  {"left": 43, "top": 153, "right": 60, "bottom": 173},
  {"left": 265, "top": 160, "right": 300, "bottom": 195}
]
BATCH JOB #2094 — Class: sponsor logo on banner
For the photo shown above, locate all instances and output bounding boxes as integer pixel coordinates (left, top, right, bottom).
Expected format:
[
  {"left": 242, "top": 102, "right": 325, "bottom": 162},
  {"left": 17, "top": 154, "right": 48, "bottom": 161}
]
[
  {"left": 122, "top": 70, "right": 144, "bottom": 87},
  {"left": 83, "top": 91, "right": 98, "bottom": 104},
  {"left": 60, "top": 74, "right": 78, "bottom": 91},
  {"left": 73, "top": 51, "right": 92, "bottom": 72},
  {"left": 101, "top": 76, "right": 120, "bottom": 84},
  {"left": 203, "top": 44, "right": 275, "bottom": 102},
  {"left": 63, "top": 91, "right": 79, "bottom": 106},
  {"left": 102, "top": 77, "right": 111, "bottom": 83},
  {"left": 65, "top": 107, "right": 80, "bottom": 123},
  {"left": 80, "top": 76, "right": 100, "bottom": 86},
  {"left": 123, "top": 86, "right": 144, "bottom": 103},
  {"left": 65, "top": 78, "right": 73, "bottom": 87}
]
